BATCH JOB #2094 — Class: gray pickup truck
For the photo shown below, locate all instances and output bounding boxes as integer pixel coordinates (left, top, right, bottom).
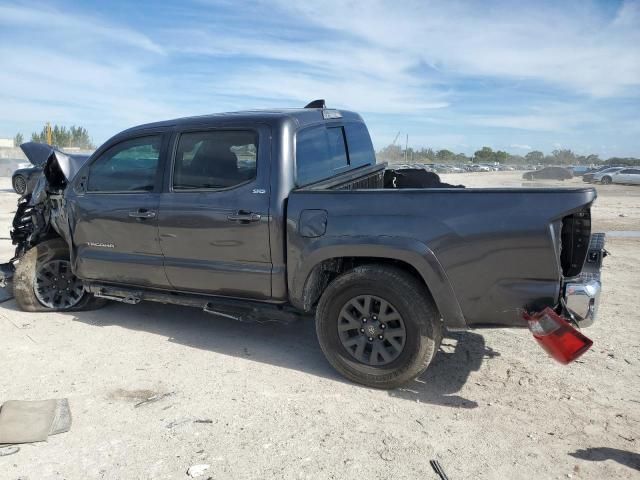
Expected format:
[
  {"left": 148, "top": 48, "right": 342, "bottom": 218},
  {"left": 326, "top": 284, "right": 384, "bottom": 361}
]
[{"left": 2, "top": 101, "right": 605, "bottom": 388}]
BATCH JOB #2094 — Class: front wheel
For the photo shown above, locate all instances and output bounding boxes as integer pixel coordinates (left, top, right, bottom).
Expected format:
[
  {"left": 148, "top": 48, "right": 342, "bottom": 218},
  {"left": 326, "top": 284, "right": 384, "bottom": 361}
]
[
  {"left": 601, "top": 176, "right": 612, "bottom": 185},
  {"left": 315, "top": 265, "right": 442, "bottom": 389},
  {"left": 13, "top": 238, "right": 107, "bottom": 312}
]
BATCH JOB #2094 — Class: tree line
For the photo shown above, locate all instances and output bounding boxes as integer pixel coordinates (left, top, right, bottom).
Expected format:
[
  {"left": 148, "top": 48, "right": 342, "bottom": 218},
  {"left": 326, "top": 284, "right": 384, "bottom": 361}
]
[
  {"left": 378, "top": 144, "right": 640, "bottom": 167},
  {"left": 13, "top": 124, "right": 95, "bottom": 150}
]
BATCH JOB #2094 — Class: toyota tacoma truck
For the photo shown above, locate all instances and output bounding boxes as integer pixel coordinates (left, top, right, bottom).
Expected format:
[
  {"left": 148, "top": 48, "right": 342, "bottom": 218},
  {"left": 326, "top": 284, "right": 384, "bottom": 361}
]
[{"left": 0, "top": 101, "right": 605, "bottom": 388}]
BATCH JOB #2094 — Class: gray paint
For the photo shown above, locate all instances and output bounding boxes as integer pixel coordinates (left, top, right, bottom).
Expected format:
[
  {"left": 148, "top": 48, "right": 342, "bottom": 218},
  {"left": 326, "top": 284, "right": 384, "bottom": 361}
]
[
  {"left": 25, "top": 107, "right": 597, "bottom": 330},
  {"left": 286, "top": 188, "right": 595, "bottom": 328}
]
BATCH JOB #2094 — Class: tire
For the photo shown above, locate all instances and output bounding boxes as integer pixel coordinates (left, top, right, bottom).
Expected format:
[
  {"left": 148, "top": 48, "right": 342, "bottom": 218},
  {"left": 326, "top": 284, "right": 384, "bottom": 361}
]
[
  {"left": 12, "top": 175, "right": 26, "bottom": 195},
  {"left": 315, "top": 265, "right": 442, "bottom": 389},
  {"left": 13, "top": 238, "right": 107, "bottom": 312},
  {"left": 601, "top": 176, "right": 612, "bottom": 185}
]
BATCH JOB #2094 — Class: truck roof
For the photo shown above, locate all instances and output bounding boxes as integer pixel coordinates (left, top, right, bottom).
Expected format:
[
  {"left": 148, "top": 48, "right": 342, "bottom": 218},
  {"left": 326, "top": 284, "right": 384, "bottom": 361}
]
[{"left": 119, "top": 108, "right": 365, "bottom": 136}]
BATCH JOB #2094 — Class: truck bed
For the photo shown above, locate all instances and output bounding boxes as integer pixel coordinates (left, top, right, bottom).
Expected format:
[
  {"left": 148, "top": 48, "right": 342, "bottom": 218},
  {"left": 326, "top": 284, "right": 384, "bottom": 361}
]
[{"left": 287, "top": 180, "right": 596, "bottom": 329}]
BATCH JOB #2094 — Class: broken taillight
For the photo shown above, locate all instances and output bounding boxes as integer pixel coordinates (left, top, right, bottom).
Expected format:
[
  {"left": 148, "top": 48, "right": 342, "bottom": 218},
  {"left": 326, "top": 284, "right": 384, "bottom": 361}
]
[{"left": 525, "top": 307, "right": 593, "bottom": 364}]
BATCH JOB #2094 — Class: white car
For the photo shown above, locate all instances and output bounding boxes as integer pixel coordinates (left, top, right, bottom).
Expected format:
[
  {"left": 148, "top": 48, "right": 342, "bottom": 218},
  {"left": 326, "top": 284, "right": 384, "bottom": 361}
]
[
  {"left": 610, "top": 168, "right": 640, "bottom": 185},
  {"left": 592, "top": 167, "right": 625, "bottom": 184}
]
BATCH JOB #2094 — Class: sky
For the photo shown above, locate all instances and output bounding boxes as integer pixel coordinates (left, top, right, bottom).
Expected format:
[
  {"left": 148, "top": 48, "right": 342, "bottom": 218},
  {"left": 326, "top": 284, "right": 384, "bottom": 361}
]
[{"left": 0, "top": 0, "right": 639, "bottom": 157}]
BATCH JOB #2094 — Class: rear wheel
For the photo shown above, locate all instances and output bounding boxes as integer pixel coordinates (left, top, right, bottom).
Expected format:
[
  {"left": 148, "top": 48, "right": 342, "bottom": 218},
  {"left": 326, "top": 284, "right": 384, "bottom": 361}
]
[
  {"left": 315, "top": 265, "right": 442, "bottom": 389},
  {"left": 13, "top": 238, "right": 107, "bottom": 312},
  {"left": 601, "top": 176, "right": 612, "bottom": 185},
  {"left": 12, "top": 175, "right": 26, "bottom": 195}
]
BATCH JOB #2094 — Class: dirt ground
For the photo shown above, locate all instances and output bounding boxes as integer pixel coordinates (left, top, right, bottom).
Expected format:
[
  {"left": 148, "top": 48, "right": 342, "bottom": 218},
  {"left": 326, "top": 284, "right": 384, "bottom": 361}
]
[{"left": 0, "top": 172, "right": 638, "bottom": 479}]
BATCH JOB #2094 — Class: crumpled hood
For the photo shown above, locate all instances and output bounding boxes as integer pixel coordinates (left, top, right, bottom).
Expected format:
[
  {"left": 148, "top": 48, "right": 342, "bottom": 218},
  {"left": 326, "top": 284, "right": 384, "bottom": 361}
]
[{"left": 19, "top": 142, "right": 91, "bottom": 182}]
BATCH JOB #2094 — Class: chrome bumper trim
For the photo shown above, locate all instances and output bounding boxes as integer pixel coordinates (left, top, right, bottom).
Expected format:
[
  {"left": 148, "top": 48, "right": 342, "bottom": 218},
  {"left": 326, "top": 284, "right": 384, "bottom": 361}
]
[{"left": 564, "top": 277, "right": 601, "bottom": 328}]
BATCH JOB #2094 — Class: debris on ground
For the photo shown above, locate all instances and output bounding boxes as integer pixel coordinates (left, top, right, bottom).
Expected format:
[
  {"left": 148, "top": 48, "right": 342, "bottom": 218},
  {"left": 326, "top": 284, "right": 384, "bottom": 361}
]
[
  {"left": 187, "top": 464, "right": 210, "bottom": 477},
  {"left": 430, "top": 459, "right": 450, "bottom": 480},
  {"left": 134, "top": 392, "right": 175, "bottom": 408},
  {"left": 0, "top": 445, "right": 20, "bottom": 456},
  {"left": 0, "top": 399, "right": 71, "bottom": 444}
]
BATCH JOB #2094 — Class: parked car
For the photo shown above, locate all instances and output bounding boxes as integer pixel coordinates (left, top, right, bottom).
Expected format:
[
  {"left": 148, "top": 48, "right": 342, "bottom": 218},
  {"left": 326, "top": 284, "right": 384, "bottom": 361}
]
[
  {"left": 568, "top": 166, "right": 591, "bottom": 177},
  {"left": 12, "top": 164, "right": 41, "bottom": 195},
  {"left": 11, "top": 143, "right": 90, "bottom": 195},
  {"left": 609, "top": 168, "right": 640, "bottom": 185},
  {"left": 469, "top": 164, "right": 491, "bottom": 172},
  {"left": 582, "top": 166, "right": 621, "bottom": 182},
  {"left": 0, "top": 101, "right": 605, "bottom": 388},
  {"left": 590, "top": 167, "right": 626, "bottom": 184},
  {"left": 522, "top": 166, "right": 572, "bottom": 180}
]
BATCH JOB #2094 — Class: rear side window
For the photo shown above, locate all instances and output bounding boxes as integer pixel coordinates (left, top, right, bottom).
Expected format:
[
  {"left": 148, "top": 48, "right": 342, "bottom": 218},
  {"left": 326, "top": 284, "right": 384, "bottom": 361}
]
[
  {"left": 296, "top": 125, "right": 349, "bottom": 186},
  {"left": 344, "top": 123, "right": 375, "bottom": 167},
  {"left": 173, "top": 130, "right": 257, "bottom": 190},
  {"left": 88, "top": 136, "right": 161, "bottom": 192}
]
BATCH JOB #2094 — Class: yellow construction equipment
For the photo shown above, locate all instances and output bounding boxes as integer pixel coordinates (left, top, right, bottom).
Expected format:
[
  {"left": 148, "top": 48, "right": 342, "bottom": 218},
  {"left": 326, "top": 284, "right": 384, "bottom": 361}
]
[{"left": 46, "top": 122, "right": 52, "bottom": 145}]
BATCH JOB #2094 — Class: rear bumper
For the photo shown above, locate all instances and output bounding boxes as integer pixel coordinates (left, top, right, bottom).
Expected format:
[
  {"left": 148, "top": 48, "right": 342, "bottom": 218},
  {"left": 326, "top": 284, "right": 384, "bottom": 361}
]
[
  {"left": 563, "top": 277, "right": 600, "bottom": 328},
  {"left": 562, "top": 233, "right": 606, "bottom": 328}
]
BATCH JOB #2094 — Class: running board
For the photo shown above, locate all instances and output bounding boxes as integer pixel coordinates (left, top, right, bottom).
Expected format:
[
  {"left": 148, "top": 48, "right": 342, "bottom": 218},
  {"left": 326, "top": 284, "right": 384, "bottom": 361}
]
[{"left": 88, "top": 283, "right": 303, "bottom": 324}]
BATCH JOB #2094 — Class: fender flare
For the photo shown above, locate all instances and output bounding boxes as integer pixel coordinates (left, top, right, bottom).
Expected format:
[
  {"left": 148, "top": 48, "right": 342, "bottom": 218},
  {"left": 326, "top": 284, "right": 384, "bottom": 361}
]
[{"left": 289, "top": 236, "right": 467, "bottom": 329}]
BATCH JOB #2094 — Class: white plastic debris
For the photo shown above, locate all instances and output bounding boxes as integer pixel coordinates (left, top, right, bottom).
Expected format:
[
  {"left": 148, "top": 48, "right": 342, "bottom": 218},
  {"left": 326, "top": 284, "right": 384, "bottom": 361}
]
[{"left": 187, "top": 464, "right": 210, "bottom": 477}]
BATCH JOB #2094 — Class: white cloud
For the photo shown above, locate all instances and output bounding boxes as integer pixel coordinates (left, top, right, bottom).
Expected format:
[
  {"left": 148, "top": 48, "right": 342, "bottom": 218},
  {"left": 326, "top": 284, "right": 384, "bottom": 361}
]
[
  {"left": 467, "top": 105, "right": 604, "bottom": 132},
  {"left": 270, "top": 0, "right": 640, "bottom": 97},
  {"left": 0, "top": 4, "right": 164, "bottom": 54},
  {"left": 510, "top": 144, "right": 532, "bottom": 150},
  {"left": 0, "top": 0, "right": 638, "bottom": 156}
]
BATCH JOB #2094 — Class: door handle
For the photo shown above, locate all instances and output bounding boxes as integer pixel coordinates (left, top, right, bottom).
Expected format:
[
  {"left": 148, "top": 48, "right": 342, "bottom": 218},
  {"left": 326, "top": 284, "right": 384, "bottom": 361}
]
[
  {"left": 129, "top": 209, "right": 156, "bottom": 219},
  {"left": 227, "top": 211, "right": 261, "bottom": 222}
]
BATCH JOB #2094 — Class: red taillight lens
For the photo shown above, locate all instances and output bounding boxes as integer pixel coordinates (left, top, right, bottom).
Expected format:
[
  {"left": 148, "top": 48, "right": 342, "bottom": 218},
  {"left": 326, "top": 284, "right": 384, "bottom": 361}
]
[{"left": 525, "top": 307, "right": 593, "bottom": 364}]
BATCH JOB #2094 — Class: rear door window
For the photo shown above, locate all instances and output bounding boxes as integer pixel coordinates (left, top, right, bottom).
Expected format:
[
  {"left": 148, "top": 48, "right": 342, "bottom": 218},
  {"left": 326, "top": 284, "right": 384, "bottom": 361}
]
[{"left": 173, "top": 130, "right": 258, "bottom": 190}]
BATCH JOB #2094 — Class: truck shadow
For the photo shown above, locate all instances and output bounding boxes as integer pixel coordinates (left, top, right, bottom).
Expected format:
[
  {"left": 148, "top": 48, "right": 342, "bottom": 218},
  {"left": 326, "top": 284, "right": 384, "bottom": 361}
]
[
  {"left": 569, "top": 447, "right": 640, "bottom": 471},
  {"left": 18, "top": 300, "right": 495, "bottom": 407},
  {"left": 389, "top": 332, "right": 499, "bottom": 408}
]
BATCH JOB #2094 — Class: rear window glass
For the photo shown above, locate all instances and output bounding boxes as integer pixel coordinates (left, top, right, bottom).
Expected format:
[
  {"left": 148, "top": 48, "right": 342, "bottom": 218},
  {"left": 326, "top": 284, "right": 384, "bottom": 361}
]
[
  {"left": 296, "top": 122, "right": 375, "bottom": 186},
  {"left": 296, "top": 126, "right": 348, "bottom": 185},
  {"left": 344, "top": 123, "right": 376, "bottom": 167}
]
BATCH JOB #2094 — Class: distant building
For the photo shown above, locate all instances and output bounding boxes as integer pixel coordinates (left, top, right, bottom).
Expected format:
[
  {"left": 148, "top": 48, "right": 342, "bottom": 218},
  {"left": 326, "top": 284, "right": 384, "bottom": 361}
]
[{"left": 0, "top": 138, "right": 14, "bottom": 148}]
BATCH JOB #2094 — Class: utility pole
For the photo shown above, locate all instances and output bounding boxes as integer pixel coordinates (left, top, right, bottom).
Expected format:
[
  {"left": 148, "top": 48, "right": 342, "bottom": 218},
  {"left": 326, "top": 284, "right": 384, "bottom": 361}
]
[
  {"left": 404, "top": 134, "right": 409, "bottom": 163},
  {"left": 46, "top": 122, "right": 52, "bottom": 145}
]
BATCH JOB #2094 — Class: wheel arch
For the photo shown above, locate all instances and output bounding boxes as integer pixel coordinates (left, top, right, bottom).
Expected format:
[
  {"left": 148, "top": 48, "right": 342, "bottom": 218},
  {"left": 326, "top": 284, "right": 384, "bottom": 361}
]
[{"left": 289, "top": 238, "right": 467, "bottom": 329}]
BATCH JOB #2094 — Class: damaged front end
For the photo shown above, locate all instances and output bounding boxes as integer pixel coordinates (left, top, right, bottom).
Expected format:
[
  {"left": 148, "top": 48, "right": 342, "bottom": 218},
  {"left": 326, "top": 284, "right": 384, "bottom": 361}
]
[{"left": 0, "top": 144, "right": 88, "bottom": 300}]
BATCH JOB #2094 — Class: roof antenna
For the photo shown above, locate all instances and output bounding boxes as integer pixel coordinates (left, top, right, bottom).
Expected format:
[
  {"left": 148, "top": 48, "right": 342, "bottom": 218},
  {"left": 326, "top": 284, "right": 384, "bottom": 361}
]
[{"left": 304, "top": 99, "right": 326, "bottom": 109}]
